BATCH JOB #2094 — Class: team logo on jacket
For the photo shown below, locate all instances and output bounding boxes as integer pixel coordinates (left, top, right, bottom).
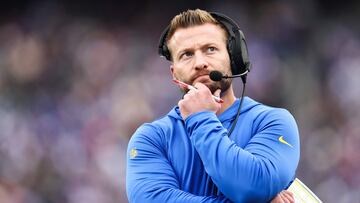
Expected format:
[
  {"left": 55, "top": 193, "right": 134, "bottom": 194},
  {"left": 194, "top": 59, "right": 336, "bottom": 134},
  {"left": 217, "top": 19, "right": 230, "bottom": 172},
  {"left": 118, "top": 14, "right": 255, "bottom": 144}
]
[{"left": 130, "top": 148, "right": 138, "bottom": 159}]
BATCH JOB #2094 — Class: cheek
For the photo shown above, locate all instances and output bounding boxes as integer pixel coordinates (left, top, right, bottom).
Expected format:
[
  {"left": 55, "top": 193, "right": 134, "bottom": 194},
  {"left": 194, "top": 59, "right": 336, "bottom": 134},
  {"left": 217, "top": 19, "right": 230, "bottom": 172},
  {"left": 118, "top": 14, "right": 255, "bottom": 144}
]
[
  {"left": 172, "top": 68, "right": 185, "bottom": 80},
  {"left": 173, "top": 64, "right": 189, "bottom": 77},
  {"left": 220, "top": 55, "right": 232, "bottom": 74}
]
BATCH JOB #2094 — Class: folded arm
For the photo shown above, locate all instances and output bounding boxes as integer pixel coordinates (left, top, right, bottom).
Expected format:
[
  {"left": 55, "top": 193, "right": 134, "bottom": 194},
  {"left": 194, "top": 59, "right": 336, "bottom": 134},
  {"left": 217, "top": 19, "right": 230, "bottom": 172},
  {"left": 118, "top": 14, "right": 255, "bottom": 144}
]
[
  {"left": 185, "top": 109, "right": 300, "bottom": 202},
  {"left": 126, "top": 124, "right": 231, "bottom": 203}
]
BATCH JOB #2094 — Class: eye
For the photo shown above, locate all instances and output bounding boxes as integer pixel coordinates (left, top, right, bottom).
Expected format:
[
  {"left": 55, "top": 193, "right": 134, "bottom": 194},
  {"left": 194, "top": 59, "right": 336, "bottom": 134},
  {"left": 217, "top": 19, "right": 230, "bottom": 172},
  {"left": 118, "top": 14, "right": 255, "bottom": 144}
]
[
  {"left": 180, "top": 51, "right": 193, "bottom": 60},
  {"left": 207, "top": 46, "right": 216, "bottom": 52}
]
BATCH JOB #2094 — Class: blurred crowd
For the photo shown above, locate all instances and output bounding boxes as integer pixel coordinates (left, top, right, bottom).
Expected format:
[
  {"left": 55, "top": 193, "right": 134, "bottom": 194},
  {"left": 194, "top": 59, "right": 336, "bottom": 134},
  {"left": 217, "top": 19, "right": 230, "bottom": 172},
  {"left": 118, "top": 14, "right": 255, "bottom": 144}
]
[{"left": 0, "top": 1, "right": 359, "bottom": 202}]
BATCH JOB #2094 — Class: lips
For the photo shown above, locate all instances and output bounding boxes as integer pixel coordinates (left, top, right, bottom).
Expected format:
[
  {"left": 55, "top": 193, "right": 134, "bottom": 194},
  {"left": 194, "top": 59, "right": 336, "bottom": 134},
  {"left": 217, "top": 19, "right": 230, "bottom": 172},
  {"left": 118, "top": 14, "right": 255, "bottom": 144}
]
[{"left": 192, "top": 74, "right": 210, "bottom": 84}]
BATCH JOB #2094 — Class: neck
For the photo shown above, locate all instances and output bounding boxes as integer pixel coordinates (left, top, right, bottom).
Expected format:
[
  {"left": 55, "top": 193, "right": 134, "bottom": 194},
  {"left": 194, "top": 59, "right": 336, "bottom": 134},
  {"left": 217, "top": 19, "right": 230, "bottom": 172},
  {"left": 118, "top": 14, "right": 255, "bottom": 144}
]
[{"left": 216, "top": 85, "right": 236, "bottom": 115}]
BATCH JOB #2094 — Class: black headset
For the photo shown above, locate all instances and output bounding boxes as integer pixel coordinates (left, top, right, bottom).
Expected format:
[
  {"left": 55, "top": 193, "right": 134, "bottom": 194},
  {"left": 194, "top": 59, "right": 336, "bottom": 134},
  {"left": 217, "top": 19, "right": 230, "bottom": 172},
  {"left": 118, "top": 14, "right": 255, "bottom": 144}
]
[{"left": 158, "top": 11, "right": 251, "bottom": 77}]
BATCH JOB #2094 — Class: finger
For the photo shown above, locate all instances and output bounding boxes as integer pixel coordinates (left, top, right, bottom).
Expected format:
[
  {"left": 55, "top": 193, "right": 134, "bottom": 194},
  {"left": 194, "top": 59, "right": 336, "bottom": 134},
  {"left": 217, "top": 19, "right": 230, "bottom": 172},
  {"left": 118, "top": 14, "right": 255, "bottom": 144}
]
[
  {"left": 271, "top": 193, "right": 284, "bottom": 203},
  {"left": 283, "top": 190, "right": 294, "bottom": 197},
  {"left": 183, "top": 93, "right": 190, "bottom": 100},
  {"left": 184, "top": 90, "right": 196, "bottom": 99},
  {"left": 214, "top": 89, "right": 221, "bottom": 97},
  {"left": 283, "top": 190, "right": 294, "bottom": 198},
  {"left": 279, "top": 193, "right": 289, "bottom": 203},
  {"left": 281, "top": 191, "right": 294, "bottom": 203},
  {"left": 178, "top": 100, "right": 184, "bottom": 108},
  {"left": 193, "top": 82, "right": 208, "bottom": 90},
  {"left": 187, "top": 88, "right": 197, "bottom": 94}
]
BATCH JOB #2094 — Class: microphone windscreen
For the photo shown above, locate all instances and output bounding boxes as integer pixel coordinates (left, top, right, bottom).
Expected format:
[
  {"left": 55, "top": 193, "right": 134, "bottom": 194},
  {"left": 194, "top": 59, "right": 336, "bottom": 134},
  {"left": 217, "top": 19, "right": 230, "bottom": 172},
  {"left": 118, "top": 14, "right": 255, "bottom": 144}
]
[{"left": 209, "top": 71, "right": 223, "bottom": 81}]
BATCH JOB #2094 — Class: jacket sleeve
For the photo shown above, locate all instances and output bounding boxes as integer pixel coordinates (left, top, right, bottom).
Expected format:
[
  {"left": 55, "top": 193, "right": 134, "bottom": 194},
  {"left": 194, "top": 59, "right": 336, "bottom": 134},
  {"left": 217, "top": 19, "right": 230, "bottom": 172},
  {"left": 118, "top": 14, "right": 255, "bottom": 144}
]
[
  {"left": 126, "top": 124, "right": 232, "bottom": 203},
  {"left": 185, "top": 109, "right": 300, "bottom": 203}
]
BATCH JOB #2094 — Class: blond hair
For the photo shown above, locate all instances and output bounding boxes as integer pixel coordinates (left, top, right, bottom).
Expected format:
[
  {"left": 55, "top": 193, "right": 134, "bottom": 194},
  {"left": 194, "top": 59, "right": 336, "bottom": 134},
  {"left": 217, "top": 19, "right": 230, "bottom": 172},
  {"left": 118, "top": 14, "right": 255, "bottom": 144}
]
[{"left": 166, "top": 9, "right": 224, "bottom": 43}]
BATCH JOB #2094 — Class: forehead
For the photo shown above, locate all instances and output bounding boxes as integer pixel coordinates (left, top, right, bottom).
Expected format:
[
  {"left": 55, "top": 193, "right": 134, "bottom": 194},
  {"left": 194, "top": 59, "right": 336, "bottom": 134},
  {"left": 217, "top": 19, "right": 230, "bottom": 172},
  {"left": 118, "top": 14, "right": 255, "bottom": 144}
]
[{"left": 167, "top": 23, "right": 227, "bottom": 53}]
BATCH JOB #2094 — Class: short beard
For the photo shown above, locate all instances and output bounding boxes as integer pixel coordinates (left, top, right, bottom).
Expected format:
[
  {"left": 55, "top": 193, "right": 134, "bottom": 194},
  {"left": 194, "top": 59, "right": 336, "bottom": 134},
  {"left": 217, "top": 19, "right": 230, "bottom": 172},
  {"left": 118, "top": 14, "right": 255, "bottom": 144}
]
[
  {"left": 180, "top": 78, "right": 232, "bottom": 95},
  {"left": 207, "top": 78, "right": 232, "bottom": 94}
]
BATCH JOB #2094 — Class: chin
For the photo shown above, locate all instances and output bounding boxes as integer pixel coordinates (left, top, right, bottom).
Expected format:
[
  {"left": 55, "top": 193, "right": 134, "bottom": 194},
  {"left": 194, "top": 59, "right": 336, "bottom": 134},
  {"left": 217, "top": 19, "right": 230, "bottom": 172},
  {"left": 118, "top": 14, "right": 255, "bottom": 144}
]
[{"left": 206, "top": 82, "right": 222, "bottom": 94}]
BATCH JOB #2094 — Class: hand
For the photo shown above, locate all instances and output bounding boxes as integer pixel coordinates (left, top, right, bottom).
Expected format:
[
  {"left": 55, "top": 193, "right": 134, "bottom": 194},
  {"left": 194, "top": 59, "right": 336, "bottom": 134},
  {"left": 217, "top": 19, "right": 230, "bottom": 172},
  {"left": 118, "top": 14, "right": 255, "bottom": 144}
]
[
  {"left": 178, "top": 83, "right": 221, "bottom": 120},
  {"left": 270, "top": 190, "right": 295, "bottom": 203}
]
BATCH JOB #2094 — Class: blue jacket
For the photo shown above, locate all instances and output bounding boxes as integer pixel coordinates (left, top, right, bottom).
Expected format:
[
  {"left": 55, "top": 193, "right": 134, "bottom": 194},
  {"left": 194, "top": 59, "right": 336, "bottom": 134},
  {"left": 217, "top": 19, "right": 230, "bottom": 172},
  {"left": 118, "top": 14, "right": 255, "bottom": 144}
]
[{"left": 126, "top": 97, "right": 300, "bottom": 202}]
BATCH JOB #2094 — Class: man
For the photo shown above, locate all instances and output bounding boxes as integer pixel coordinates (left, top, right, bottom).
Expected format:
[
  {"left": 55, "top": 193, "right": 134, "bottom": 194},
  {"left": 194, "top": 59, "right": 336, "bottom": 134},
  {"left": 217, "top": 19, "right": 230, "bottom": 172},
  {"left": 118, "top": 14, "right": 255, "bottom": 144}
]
[{"left": 126, "top": 9, "right": 299, "bottom": 203}]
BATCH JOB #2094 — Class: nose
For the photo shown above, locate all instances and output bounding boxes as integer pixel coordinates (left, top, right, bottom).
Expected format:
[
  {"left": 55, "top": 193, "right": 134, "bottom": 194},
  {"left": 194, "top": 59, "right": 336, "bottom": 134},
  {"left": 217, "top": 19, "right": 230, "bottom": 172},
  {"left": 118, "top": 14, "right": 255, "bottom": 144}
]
[{"left": 193, "top": 52, "right": 208, "bottom": 71}]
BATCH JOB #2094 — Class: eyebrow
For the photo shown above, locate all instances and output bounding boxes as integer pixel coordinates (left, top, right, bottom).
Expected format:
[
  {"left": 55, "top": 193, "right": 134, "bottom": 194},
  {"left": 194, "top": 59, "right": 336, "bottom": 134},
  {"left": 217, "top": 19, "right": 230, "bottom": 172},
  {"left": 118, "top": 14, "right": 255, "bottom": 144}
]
[
  {"left": 176, "top": 43, "right": 219, "bottom": 56},
  {"left": 176, "top": 47, "right": 193, "bottom": 57}
]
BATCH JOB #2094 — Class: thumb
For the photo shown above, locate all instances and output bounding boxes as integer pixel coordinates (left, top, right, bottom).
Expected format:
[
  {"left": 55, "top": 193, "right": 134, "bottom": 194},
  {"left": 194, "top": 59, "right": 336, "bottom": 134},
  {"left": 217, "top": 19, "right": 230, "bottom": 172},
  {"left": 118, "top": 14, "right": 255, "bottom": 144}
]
[{"left": 214, "top": 89, "right": 221, "bottom": 98}]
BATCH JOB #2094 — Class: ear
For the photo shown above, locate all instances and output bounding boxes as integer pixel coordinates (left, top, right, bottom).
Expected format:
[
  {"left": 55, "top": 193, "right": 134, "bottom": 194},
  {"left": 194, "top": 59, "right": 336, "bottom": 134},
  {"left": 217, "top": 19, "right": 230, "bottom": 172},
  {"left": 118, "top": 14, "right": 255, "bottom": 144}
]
[{"left": 170, "top": 65, "right": 176, "bottom": 79}]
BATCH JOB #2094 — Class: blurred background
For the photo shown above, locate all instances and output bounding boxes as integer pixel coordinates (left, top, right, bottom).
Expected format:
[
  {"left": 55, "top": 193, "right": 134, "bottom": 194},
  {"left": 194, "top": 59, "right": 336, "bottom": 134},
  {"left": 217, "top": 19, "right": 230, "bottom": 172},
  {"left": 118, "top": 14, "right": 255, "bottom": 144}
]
[{"left": 0, "top": 0, "right": 359, "bottom": 202}]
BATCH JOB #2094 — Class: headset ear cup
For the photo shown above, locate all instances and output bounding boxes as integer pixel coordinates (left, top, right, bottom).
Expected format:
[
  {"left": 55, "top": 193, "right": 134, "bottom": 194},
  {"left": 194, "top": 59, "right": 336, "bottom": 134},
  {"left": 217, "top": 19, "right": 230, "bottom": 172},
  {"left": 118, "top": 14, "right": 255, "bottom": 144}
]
[
  {"left": 227, "top": 37, "right": 238, "bottom": 75},
  {"left": 162, "top": 44, "right": 171, "bottom": 61},
  {"left": 232, "top": 30, "right": 245, "bottom": 75},
  {"left": 158, "top": 25, "right": 172, "bottom": 61},
  {"left": 239, "top": 30, "right": 250, "bottom": 72}
]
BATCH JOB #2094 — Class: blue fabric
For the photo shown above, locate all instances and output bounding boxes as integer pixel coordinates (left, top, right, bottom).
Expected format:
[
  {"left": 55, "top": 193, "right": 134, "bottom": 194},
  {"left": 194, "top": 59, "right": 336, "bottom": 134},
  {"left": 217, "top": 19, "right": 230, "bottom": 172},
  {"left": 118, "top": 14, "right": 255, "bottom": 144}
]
[{"left": 126, "top": 97, "right": 300, "bottom": 203}]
